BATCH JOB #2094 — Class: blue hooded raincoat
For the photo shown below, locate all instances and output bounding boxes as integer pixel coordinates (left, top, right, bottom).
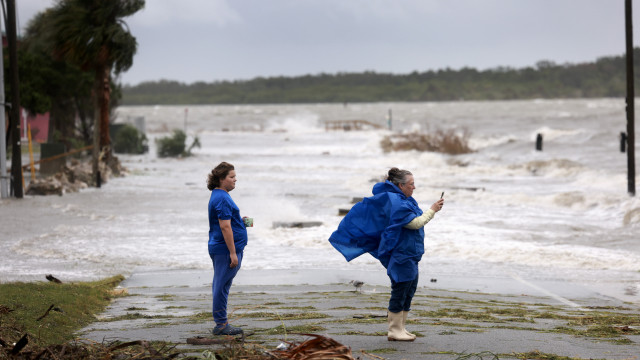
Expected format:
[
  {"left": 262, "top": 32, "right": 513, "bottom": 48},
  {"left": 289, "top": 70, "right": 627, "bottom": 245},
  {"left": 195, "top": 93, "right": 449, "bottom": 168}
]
[{"left": 329, "top": 181, "right": 425, "bottom": 283}]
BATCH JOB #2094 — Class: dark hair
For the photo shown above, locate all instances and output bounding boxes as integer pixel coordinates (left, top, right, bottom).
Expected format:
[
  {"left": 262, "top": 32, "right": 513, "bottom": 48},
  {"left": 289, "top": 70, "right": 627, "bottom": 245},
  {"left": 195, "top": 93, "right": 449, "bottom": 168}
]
[
  {"left": 386, "top": 167, "right": 412, "bottom": 187},
  {"left": 207, "top": 162, "right": 235, "bottom": 190}
]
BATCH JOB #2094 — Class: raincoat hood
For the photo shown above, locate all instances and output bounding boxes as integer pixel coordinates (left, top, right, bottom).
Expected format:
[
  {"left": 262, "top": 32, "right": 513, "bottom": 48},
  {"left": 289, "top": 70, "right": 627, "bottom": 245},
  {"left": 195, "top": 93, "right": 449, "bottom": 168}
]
[{"left": 372, "top": 180, "right": 405, "bottom": 197}]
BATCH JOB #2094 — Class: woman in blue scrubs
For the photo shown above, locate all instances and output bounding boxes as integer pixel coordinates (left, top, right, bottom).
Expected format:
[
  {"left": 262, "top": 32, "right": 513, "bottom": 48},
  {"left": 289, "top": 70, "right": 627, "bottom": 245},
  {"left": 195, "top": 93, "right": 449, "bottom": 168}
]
[
  {"left": 207, "top": 162, "right": 248, "bottom": 335},
  {"left": 329, "top": 167, "right": 444, "bottom": 341}
]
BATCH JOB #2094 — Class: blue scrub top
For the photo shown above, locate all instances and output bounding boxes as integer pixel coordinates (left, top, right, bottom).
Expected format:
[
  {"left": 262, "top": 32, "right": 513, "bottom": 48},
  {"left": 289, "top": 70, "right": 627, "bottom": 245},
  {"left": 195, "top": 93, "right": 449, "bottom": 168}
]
[{"left": 208, "top": 189, "right": 248, "bottom": 254}]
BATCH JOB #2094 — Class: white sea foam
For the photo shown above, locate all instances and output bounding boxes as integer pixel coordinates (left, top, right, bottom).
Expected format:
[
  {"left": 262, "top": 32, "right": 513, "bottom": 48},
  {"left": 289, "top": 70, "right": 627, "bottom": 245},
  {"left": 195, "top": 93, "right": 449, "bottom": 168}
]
[
  {"left": 264, "top": 111, "right": 322, "bottom": 134},
  {"left": 532, "top": 126, "right": 586, "bottom": 141},
  {"left": 468, "top": 135, "right": 516, "bottom": 150},
  {"left": 2, "top": 99, "right": 639, "bottom": 298}
]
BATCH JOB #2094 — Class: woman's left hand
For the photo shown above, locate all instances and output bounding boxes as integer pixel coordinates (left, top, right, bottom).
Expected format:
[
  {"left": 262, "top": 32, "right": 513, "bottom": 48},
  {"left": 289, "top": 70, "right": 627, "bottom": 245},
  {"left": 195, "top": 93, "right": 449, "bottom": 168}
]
[{"left": 430, "top": 199, "right": 444, "bottom": 212}]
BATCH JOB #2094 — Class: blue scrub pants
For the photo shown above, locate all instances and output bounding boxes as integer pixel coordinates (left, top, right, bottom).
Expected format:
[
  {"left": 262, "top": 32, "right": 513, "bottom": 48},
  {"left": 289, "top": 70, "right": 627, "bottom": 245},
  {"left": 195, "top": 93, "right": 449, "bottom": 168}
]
[
  {"left": 210, "top": 251, "right": 243, "bottom": 326},
  {"left": 388, "top": 274, "right": 419, "bottom": 313}
]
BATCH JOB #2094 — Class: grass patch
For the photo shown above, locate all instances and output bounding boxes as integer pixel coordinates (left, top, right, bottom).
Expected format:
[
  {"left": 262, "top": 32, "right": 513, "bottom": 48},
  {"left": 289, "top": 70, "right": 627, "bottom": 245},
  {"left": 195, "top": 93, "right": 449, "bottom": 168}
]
[
  {"left": 0, "top": 275, "right": 124, "bottom": 348},
  {"left": 187, "top": 312, "right": 212, "bottom": 322},
  {"left": 331, "top": 306, "right": 358, "bottom": 310},
  {"left": 263, "top": 301, "right": 283, "bottom": 305},
  {"left": 504, "top": 317, "right": 536, "bottom": 323},
  {"left": 505, "top": 351, "right": 581, "bottom": 360},
  {"left": 566, "top": 313, "right": 640, "bottom": 328},
  {"left": 482, "top": 306, "right": 529, "bottom": 317},
  {"left": 239, "top": 311, "right": 330, "bottom": 321},
  {"left": 259, "top": 324, "right": 326, "bottom": 335},
  {"left": 438, "top": 330, "right": 457, "bottom": 335},
  {"left": 142, "top": 321, "right": 174, "bottom": 328},
  {"left": 277, "top": 306, "right": 317, "bottom": 310},
  {"left": 585, "top": 305, "right": 633, "bottom": 310},
  {"left": 536, "top": 311, "right": 574, "bottom": 320},
  {"left": 552, "top": 324, "right": 637, "bottom": 339},
  {"left": 368, "top": 347, "right": 397, "bottom": 354},
  {"left": 101, "top": 313, "right": 174, "bottom": 322},
  {"left": 335, "top": 330, "right": 385, "bottom": 336},
  {"left": 415, "top": 308, "right": 501, "bottom": 322},
  {"left": 454, "top": 352, "right": 499, "bottom": 359},
  {"left": 326, "top": 317, "right": 387, "bottom": 324},
  {"left": 456, "top": 328, "right": 485, "bottom": 333},
  {"left": 362, "top": 306, "right": 387, "bottom": 311},
  {"left": 430, "top": 321, "right": 484, "bottom": 330},
  {"left": 609, "top": 338, "right": 634, "bottom": 345}
]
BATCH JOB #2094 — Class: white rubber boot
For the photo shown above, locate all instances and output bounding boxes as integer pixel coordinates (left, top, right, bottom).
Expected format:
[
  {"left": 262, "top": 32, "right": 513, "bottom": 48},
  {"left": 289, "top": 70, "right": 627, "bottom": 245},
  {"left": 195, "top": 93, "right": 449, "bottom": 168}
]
[
  {"left": 387, "top": 311, "right": 415, "bottom": 341},
  {"left": 402, "top": 311, "right": 417, "bottom": 340}
]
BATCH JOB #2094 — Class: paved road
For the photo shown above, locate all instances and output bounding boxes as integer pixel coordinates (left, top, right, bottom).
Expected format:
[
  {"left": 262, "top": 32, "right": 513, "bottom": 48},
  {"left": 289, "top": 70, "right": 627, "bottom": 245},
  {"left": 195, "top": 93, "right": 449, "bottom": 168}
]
[{"left": 79, "top": 269, "right": 640, "bottom": 360}]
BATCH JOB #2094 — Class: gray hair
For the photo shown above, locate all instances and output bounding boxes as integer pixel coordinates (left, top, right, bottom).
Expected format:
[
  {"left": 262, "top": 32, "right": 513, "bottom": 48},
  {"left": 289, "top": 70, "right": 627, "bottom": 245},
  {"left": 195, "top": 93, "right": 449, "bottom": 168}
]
[{"left": 386, "top": 167, "right": 412, "bottom": 187}]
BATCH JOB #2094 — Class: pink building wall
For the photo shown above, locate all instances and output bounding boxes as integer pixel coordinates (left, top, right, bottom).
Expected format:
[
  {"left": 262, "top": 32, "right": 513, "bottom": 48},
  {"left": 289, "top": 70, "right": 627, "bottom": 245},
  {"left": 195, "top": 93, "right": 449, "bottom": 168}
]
[{"left": 19, "top": 109, "right": 50, "bottom": 143}]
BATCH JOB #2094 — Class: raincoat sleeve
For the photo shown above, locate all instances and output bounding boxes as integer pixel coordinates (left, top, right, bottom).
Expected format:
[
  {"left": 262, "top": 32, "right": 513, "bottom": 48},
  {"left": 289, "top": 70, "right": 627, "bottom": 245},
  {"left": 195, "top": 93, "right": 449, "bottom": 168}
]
[
  {"left": 404, "top": 209, "right": 435, "bottom": 229},
  {"left": 328, "top": 193, "right": 392, "bottom": 261}
]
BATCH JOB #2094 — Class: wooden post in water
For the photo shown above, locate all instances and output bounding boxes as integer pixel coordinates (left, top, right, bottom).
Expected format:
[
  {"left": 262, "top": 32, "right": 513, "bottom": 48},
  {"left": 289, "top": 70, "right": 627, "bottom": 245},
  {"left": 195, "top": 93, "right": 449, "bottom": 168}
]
[
  {"left": 625, "top": 0, "right": 636, "bottom": 196},
  {"left": 535, "top": 133, "right": 543, "bottom": 151}
]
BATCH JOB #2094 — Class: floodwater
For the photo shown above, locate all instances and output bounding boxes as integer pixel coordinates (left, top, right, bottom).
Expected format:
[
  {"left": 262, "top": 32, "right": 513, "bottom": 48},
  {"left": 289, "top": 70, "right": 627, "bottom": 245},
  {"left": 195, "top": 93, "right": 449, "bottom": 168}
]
[{"left": 2, "top": 99, "right": 639, "bottom": 303}]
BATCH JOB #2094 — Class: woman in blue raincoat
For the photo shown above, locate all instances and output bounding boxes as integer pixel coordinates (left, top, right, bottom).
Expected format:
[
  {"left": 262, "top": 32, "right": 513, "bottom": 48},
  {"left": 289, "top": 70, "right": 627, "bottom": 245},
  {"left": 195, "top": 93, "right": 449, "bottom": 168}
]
[{"left": 329, "top": 167, "right": 444, "bottom": 341}]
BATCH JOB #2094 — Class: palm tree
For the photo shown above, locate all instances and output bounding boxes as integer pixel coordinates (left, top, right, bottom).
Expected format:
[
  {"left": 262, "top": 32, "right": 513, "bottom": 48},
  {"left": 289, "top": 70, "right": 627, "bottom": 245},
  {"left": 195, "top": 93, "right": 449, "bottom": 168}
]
[
  {"left": 22, "top": 11, "right": 95, "bottom": 146},
  {"left": 46, "top": 0, "right": 144, "bottom": 184}
]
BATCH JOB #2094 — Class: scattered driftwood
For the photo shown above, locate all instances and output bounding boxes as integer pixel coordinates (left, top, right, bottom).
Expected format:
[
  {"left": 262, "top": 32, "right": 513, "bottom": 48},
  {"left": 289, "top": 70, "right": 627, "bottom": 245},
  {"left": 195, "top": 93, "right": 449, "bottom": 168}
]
[
  {"left": 1, "top": 330, "right": 366, "bottom": 360},
  {"left": 0, "top": 338, "right": 181, "bottom": 359},
  {"left": 337, "top": 198, "right": 362, "bottom": 216},
  {"left": 186, "top": 335, "right": 244, "bottom": 345},
  {"left": 338, "top": 208, "right": 351, "bottom": 216},
  {"left": 36, "top": 305, "right": 63, "bottom": 321},
  {"left": 0, "top": 305, "right": 14, "bottom": 315},
  {"left": 25, "top": 157, "right": 126, "bottom": 196},
  {"left": 10, "top": 334, "right": 29, "bottom": 356},
  {"left": 381, "top": 129, "right": 474, "bottom": 155},
  {"left": 271, "top": 333, "right": 354, "bottom": 360},
  {"left": 272, "top": 221, "right": 323, "bottom": 229},
  {"left": 46, "top": 275, "right": 62, "bottom": 284},
  {"left": 25, "top": 177, "right": 64, "bottom": 196}
]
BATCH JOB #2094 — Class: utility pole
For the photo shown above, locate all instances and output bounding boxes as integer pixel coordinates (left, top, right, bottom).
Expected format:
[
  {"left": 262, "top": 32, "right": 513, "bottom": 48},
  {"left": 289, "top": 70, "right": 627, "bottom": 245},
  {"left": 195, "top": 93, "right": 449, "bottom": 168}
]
[
  {"left": 625, "top": 0, "right": 636, "bottom": 196},
  {"left": 6, "top": 0, "right": 22, "bottom": 198},
  {"left": 0, "top": 21, "right": 8, "bottom": 199}
]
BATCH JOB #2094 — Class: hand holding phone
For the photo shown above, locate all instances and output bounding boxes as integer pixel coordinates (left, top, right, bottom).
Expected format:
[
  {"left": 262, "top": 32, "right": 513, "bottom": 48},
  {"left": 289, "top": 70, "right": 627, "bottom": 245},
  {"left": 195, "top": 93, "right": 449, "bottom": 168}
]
[{"left": 431, "top": 192, "right": 445, "bottom": 212}]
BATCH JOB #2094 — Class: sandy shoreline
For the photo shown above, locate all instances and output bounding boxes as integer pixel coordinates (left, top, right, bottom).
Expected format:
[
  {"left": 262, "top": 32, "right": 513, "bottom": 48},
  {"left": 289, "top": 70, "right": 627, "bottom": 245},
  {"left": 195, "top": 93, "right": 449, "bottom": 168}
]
[{"left": 79, "top": 268, "right": 640, "bottom": 359}]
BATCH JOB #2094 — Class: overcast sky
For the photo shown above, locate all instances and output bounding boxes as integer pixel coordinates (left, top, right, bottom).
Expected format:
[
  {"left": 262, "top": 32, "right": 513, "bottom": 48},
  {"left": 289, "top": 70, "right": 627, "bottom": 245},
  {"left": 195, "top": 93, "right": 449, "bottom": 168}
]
[{"left": 15, "top": 0, "right": 640, "bottom": 86}]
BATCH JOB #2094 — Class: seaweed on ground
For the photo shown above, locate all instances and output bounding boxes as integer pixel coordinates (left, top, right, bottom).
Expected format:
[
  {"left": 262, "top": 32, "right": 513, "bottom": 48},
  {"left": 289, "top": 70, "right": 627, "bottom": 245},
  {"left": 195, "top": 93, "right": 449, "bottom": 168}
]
[{"left": 0, "top": 336, "right": 181, "bottom": 359}]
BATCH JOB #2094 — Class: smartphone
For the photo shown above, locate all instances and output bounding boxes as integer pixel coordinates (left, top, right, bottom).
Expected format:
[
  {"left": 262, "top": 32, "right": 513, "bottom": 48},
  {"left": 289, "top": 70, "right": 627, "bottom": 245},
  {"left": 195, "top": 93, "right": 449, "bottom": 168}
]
[{"left": 440, "top": 191, "right": 445, "bottom": 199}]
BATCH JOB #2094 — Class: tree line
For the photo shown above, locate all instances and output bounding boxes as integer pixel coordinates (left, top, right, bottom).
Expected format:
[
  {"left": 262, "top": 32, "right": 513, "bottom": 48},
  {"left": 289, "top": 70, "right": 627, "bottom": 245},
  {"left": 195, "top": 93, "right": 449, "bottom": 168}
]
[{"left": 121, "top": 50, "right": 640, "bottom": 105}]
